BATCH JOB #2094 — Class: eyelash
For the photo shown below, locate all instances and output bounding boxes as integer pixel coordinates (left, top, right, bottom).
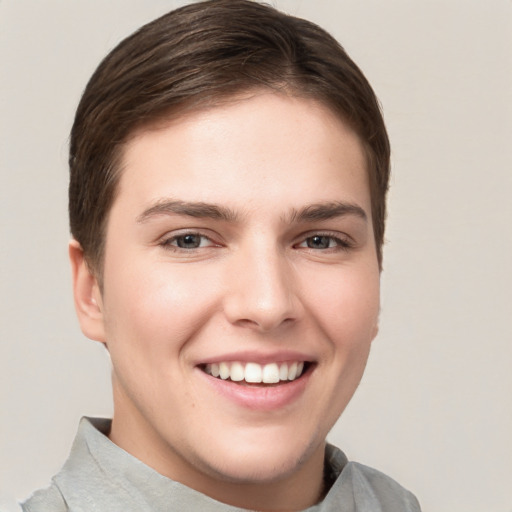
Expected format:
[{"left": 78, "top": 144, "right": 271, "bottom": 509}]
[
  {"left": 159, "top": 231, "right": 353, "bottom": 253},
  {"left": 159, "top": 232, "right": 215, "bottom": 250},
  {"left": 295, "top": 232, "right": 353, "bottom": 252}
]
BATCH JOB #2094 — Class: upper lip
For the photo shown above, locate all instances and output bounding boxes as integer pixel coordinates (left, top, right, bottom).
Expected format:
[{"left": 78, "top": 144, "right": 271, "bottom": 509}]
[{"left": 194, "top": 350, "right": 316, "bottom": 366}]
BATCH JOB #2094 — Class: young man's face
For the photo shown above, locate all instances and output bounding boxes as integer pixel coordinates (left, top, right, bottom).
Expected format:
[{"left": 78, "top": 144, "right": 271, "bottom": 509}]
[{"left": 74, "top": 92, "right": 380, "bottom": 504}]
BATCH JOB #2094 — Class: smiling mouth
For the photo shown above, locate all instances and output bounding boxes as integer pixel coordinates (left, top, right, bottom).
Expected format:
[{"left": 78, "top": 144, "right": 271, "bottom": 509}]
[{"left": 200, "top": 361, "right": 311, "bottom": 385}]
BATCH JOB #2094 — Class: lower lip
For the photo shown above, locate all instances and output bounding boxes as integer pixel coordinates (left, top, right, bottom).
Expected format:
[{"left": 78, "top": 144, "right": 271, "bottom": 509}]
[{"left": 197, "top": 367, "right": 311, "bottom": 411}]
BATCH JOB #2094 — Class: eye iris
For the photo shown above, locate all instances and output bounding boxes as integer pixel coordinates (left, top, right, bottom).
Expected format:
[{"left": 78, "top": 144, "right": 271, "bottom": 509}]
[
  {"left": 308, "top": 235, "right": 330, "bottom": 249},
  {"left": 177, "top": 234, "right": 201, "bottom": 248}
]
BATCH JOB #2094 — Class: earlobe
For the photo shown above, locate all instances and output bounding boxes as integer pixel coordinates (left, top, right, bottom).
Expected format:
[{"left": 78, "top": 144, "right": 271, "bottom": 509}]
[
  {"left": 69, "top": 239, "right": 106, "bottom": 343},
  {"left": 371, "top": 301, "right": 381, "bottom": 342}
]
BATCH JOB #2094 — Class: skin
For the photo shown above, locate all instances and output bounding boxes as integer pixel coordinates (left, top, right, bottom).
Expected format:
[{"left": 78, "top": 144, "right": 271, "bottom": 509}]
[{"left": 70, "top": 92, "right": 381, "bottom": 511}]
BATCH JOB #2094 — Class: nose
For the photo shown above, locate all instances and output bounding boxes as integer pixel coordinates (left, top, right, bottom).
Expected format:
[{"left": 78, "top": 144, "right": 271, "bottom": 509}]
[{"left": 222, "top": 243, "right": 302, "bottom": 332}]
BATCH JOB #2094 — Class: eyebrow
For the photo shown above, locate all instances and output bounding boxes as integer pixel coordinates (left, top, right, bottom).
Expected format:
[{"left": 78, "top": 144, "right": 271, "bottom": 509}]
[
  {"left": 136, "top": 199, "right": 239, "bottom": 223},
  {"left": 288, "top": 201, "right": 367, "bottom": 223},
  {"left": 136, "top": 199, "right": 367, "bottom": 225}
]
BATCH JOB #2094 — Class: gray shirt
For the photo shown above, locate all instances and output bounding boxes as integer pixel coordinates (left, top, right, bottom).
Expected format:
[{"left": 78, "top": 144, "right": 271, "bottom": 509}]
[{"left": 21, "top": 418, "right": 421, "bottom": 511}]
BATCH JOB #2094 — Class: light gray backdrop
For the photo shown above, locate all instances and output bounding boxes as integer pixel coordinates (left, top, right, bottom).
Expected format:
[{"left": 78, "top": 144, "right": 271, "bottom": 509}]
[{"left": 1, "top": 1, "right": 511, "bottom": 511}]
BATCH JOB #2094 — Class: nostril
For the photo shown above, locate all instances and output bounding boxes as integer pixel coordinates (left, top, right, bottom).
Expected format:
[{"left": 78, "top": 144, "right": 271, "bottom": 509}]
[
  {"left": 232, "top": 316, "right": 296, "bottom": 332},
  {"left": 234, "top": 318, "right": 260, "bottom": 328}
]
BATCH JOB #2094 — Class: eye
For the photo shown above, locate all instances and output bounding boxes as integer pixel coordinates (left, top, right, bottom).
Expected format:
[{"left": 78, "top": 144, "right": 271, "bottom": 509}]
[
  {"left": 161, "top": 232, "right": 214, "bottom": 250},
  {"left": 306, "top": 235, "right": 335, "bottom": 249},
  {"left": 297, "top": 234, "right": 351, "bottom": 250}
]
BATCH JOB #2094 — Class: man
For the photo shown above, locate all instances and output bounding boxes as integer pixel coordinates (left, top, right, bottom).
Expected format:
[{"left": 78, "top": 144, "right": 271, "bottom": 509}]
[{"left": 22, "top": 1, "right": 421, "bottom": 510}]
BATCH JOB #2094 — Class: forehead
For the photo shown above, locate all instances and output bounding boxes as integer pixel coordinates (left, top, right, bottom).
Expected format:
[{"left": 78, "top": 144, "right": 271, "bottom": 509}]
[{"left": 115, "top": 92, "right": 370, "bottom": 218}]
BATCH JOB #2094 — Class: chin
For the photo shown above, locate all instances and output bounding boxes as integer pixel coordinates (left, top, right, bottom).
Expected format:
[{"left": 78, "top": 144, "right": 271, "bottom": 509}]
[
  {"left": 195, "top": 429, "right": 321, "bottom": 484},
  {"left": 207, "top": 451, "right": 306, "bottom": 484}
]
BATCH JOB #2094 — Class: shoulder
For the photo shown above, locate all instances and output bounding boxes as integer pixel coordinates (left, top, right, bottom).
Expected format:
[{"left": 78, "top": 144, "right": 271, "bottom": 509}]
[
  {"left": 323, "top": 444, "right": 421, "bottom": 511},
  {"left": 20, "top": 418, "right": 110, "bottom": 512},
  {"left": 343, "top": 461, "right": 421, "bottom": 511},
  {"left": 21, "top": 482, "right": 67, "bottom": 512}
]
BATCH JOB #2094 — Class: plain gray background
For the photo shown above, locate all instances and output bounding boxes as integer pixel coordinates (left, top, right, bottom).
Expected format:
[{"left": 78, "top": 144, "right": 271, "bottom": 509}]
[{"left": 1, "top": 1, "right": 511, "bottom": 511}]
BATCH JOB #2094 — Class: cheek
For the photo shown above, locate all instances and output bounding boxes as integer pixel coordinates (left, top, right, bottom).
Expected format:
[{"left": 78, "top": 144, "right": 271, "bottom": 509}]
[
  {"left": 102, "top": 262, "right": 221, "bottom": 355},
  {"left": 100, "top": 265, "right": 216, "bottom": 409},
  {"left": 303, "top": 263, "right": 380, "bottom": 350}
]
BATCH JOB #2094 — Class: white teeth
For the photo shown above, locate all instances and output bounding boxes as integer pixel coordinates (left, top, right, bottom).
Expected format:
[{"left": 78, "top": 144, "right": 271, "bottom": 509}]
[
  {"left": 204, "top": 361, "right": 306, "bottom": 383},
  {"left": 211, "top": 363, "right": 220, "bottom": 378},
  {"left": 288, "top": 362, "right": 298, "bottom": 380},
  {"left": 219, "top": 362, "right": 230, "bottom": 380},
  {"left": 262, "top": 363, "right": 280, "bottom": 383},
  {"left": 230, "top": 362, "right": 244, "bottom": 382},
  {"left": 245, "top": 362, "right": 262, "bottom": 383}
]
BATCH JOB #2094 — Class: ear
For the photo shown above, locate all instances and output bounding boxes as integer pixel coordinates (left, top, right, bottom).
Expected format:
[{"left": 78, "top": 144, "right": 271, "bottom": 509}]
[
  {"left": 371, "top": 323, "right": 379, "bottom": 341},
  {"left": 370, "top": 304, "right": 380, "bottom": 342},
  {"left": 69, "top": 239, "right": 106, "bottom": 344}
]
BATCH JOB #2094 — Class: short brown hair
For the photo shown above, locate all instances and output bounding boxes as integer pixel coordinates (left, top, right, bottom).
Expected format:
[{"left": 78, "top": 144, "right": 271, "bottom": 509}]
[{"left": 69, "top": 0, "right": 390, "bottom": 278}]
